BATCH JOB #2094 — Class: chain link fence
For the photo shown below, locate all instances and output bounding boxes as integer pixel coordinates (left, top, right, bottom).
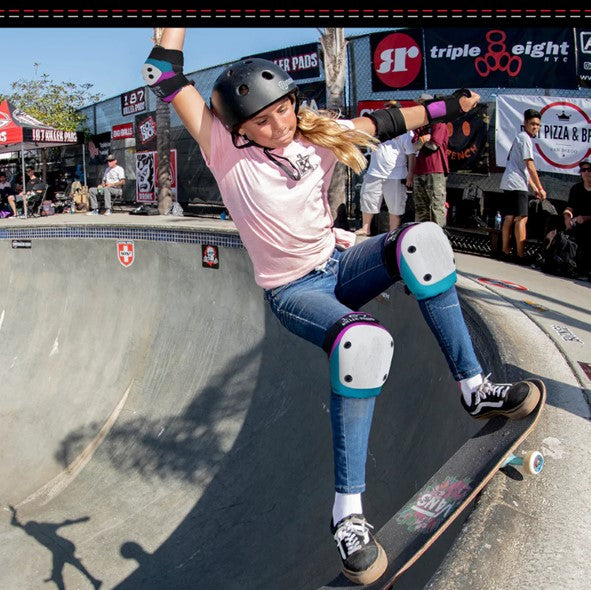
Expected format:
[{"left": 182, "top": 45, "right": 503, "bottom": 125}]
[{"left": 78, "top": 28, "right": 590, "bottom": 222}]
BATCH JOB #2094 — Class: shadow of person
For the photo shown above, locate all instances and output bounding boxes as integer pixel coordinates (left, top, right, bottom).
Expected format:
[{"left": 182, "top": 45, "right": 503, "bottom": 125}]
[
  {"left": 120, "top": 541, "right": 151, "bottom": 566},
  {"left": 8, "top": 505, "right": 102, "bottom": 590}
]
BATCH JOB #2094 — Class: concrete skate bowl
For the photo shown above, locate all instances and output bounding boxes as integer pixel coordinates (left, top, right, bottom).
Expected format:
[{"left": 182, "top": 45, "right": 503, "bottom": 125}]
[{"left": 0, "top": 225, "right": 503, "bottom": 590}]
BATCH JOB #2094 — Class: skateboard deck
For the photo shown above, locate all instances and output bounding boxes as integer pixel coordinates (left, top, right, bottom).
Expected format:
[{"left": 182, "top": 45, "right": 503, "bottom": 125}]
[{"left": 321, "top": 379, "right": 546, "bottom": 589}]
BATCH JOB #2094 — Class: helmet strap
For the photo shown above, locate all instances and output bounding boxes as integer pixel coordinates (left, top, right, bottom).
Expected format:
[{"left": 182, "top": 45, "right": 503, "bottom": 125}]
[{"left": 231, "top": 132, "right": 301, "bottom": 181}]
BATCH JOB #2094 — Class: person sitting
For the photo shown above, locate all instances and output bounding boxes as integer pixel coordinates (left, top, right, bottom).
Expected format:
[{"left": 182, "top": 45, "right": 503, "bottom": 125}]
[
  {"left": 7, "top": 166, "right": 47, "bottom": 217},
  {"left": 563, "top": 159, "right": 591, "bottom": 276},
  {"left": 87, "top": 154, "right": 126, "bottom": 215},
  {"left": 0, "top": 171, "right": 15, "bottom": 216}
]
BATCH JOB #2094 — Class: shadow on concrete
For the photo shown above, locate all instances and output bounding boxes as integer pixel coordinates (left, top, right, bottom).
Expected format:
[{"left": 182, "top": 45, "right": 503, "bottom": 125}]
[{"left": 8, "top": 506, "right": 102, "bottom": 590}]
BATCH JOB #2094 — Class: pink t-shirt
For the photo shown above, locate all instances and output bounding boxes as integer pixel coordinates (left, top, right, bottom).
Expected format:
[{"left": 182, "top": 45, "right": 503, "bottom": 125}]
[{"left": 202, "top": 116, "right": 356, "bottom": 289}]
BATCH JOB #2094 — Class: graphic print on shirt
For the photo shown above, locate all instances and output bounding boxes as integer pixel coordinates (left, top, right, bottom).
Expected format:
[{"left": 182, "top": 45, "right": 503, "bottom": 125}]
[{"left": 294, "top": 152, "right": 318, "bottom": 177}]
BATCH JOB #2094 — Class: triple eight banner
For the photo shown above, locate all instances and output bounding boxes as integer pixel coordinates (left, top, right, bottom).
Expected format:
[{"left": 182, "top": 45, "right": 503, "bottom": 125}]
[{"left": 495, "top": 94, "right": 591, "bottom": 175}]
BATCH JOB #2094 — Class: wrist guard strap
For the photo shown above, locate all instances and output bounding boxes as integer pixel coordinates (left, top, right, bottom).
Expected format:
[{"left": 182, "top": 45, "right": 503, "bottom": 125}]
[
  {"left": 424, "top": 89, "right": 471, "bottom": 124},
  {"left": 143, "top": 46, "right": 195, "bottom": 103},
  {"left": 363, "top": 105, "right": 407, "bottom": 142}
]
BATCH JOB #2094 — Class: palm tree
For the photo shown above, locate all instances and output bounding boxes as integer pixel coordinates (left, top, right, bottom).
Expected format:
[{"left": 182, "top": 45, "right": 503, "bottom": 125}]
[
  {"left": 319, "top": 28, "right": 350, "bottom": 230},
  {"left": 153, "top": 28, "right": 174, "bottom": 215}
]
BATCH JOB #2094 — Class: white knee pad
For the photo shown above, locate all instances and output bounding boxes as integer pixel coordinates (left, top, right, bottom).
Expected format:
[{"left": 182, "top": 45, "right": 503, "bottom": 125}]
[
  {"left": 326, "top": 314, "right": 394, "bottom": 398},
  {"left": 396, "top": 222, "right": 457, "bottom": 300}
]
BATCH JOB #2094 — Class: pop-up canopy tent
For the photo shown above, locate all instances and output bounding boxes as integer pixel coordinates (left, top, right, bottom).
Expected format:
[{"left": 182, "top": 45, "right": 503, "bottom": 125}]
[{"left": 0, "top": 99, "right": 85, "bottom": 215}]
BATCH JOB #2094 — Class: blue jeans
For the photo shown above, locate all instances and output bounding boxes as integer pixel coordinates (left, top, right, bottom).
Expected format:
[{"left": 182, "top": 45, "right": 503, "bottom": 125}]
[{"left": 264, "top": 233, "right": 482, "bottom": 493}]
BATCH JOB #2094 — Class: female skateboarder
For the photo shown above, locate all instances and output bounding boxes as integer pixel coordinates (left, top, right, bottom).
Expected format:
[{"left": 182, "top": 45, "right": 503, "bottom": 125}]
[{"left": 143, "top": 29, "right": 542, "bottom": 585}]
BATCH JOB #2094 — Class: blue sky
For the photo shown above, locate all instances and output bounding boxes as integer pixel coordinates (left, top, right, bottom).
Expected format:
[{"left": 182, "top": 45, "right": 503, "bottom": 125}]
[{"left": 0, "top": 27, "right": 386, "bottom": 105}]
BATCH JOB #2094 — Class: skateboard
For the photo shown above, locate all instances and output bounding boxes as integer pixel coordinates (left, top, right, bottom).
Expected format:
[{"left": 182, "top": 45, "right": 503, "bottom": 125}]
[{"left": 321, "top": 379, "right": 546, "bottom": 589}]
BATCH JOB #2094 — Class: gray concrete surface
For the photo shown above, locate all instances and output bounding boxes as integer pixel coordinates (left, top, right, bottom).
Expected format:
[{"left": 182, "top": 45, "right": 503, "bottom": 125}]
[{"left": 0, "top": 214, "right": 589, "bottom": 589}]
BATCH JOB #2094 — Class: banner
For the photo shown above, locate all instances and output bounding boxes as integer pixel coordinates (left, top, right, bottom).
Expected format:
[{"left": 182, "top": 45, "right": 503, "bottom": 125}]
[
  {"left": 369, "top": 30, "right": 425, "bottom": 92},
  {"left": 121, "top": 87, "right": 147, "bottom": 117},
  {"left": 135, "top": 149, "right": 177, "bottom": 203},
  {"left": 425, "top": 28, "right": 577, "bottom": 89},
  {"left": 495, "top": 95, "right": 591, "bottom": 175},
  {"left": 242, "top": 42, "right": 320, "bottom": 81},
  {"left": 135, "top": 111, "right": 157, "bottom": 152},
  {"left": 298, "top": 81, "right": 326, "bottom": 111},
  {"left": 447, "top": 103, "right": 489, "bottom": 174},
  {"left": 87, "top": 132, "right": 111, "bottom": 165},
  {"left": 577, "top": 29, "right": 591, "bottom": 88},
  {"left": 356, "top": 99, "right": 416, "bottom": 118},
  {"left": 112, "top": 123, "right": 134, "bottom": 140}
]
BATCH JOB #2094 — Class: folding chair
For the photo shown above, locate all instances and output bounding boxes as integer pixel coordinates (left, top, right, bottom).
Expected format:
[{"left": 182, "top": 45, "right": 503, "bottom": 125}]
[
  {"left": 110, "top": 180, "right": 128, "bottom": 212},
  {"left": 24, "top": 185, "right": 49, "bottom": 218}
]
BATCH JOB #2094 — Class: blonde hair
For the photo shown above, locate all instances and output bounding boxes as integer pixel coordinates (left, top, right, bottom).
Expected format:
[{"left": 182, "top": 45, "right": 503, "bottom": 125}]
[{"left": 295, "top": 106, "right": 378, "bottom": 174}]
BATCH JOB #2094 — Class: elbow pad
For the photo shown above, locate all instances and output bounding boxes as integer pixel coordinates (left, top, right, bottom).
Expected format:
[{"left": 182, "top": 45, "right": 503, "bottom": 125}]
[
  {"left": 423, "top": 88, "right": 472, "bottom": 124},
  {"left": 142, "top": 45, "right": 195, "bottom": 103},
  {"left": 363, "top": 105, "right": 407, "bottom": 142}
]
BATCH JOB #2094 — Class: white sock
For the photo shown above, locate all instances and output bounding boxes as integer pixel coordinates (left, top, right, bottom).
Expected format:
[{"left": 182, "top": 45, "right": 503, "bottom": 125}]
[
  {"left": 333, "top": 492, "right": 363, "bottom": 525},
  {"left": 459, "top": 373, "right": 483, "bottom": 404}
]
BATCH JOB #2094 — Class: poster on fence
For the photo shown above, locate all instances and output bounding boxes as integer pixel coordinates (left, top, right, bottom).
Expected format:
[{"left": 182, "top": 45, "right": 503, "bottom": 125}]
[
  {"left": 578, "top": 29, "right": 591, "bottom": 88},
  {"left": 447, "top": 103, "right": 489, "bottom": 175},
  {"left": 495, "top": 95, "right": 591, "bottom": 175},
  {"left": 135, "top": 149, "right": 177, "bottom": 203},
  {"left": 425, "top": 28, "right": 577, "bottom": 89}
]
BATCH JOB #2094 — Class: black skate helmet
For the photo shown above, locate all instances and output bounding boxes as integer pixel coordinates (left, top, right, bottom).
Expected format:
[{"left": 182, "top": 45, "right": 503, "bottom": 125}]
[{"left": 211, "top": 58, "right": 299, "bottom": 132}]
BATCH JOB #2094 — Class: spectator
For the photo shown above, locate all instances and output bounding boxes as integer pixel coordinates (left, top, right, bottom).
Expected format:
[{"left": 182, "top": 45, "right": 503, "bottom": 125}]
[
  {"left": 413, "top": 94, "right": 450, "bottom": 226},
  {"left": 7, "top": 166, "right": 47, "bottom": 217},
  {"left": 499, "top": 108, "right": 546, "bottom": 265},
  {"left": 563, "top": 159, "right": 591, "bottom": 276},
  {"left": 0, "top": 171, "right": 15, "bottom": 216},
  {"left": 355, "top": 109, "right": 418, "bottom": 236},
  {"left": 87, "top": 154, "right": 125, "bottom": 216}
]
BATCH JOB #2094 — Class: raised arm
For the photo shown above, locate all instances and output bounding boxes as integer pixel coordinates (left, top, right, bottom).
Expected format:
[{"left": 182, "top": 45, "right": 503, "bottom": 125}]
[
  {"left": 352, "top": 90, "right": 481, "bottom": 140},
  {"left": 143, "top": 28, "right": 214, "bottom": 159}
]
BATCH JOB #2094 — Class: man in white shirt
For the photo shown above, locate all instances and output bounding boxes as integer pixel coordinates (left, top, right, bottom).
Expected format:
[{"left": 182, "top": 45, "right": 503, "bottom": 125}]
[
  {"left": 87, "top": 154, "right": 126, "bottom": 215},
  {"left": 499, "top": 109, "right": 546, "bottom": 264},
  {"left": 355, "top": 129, "right": 418, "bottom": 236}
]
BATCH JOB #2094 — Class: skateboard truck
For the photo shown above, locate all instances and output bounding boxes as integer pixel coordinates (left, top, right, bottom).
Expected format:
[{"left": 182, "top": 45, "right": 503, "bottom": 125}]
[{"left": 501, "top": 451, "right": 544, "bottom": 475}]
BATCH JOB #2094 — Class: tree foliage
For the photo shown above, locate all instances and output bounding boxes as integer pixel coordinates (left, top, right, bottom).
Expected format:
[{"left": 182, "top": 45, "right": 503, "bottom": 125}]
[{"left": 1, "top": 67, "right": 102, "bottom": 132}]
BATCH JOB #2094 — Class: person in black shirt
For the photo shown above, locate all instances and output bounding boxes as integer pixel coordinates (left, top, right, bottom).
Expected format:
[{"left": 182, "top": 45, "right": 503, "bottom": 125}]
[
  {"left": 7, "top": 166, "right": 47, "bottom": 217},
  {"left": 563, "top": 159, "right": 591, "bottom": 274}
]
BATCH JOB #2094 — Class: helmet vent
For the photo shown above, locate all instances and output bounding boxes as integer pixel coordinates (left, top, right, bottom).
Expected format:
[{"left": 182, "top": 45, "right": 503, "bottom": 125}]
[
  {"left": 262, "top": 71, "right": 274, "bottom": 80},
  {"left": 238, "top": 84, "right": 249, "bottom": 96}
]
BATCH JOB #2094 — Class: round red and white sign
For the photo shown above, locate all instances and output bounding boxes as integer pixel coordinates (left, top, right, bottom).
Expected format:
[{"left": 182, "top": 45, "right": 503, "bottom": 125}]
[{"left": 373, "top": 33, "right": 422, "bottom": 89}]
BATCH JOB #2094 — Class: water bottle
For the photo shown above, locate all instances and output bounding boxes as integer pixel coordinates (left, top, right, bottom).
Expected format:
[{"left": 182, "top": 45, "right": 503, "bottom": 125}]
[
  {"left": 494, "top": 211, "right": 502, "bottom": 230},
  {"left": 70, "top": 201, "right": 76, "bottom": 214}
]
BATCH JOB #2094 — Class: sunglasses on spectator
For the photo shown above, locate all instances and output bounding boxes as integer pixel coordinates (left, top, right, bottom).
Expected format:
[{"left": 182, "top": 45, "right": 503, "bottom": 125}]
[{"left": 581, "top": 167, "right": 591, "bottom": 172}]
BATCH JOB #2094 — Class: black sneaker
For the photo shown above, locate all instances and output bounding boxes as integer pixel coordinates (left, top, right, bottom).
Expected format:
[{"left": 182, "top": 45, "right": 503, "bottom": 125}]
[
  {"left": 331, "top": 514, "right": 387, "bottom": 585},
  {"left": 461, "top": 375, "right": 541, "bottom": 420}
]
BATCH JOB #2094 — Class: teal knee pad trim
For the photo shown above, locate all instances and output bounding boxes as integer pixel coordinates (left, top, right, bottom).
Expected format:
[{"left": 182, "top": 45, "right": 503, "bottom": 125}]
[
  {"left": 396, "top": 222, "right": 457, "bottom": 300},
  {"left": 327, "top": 316, "right": 394, "bottom": 399},
  {"left": 399, "top": 258, "right": 457, "bottom": 300}
]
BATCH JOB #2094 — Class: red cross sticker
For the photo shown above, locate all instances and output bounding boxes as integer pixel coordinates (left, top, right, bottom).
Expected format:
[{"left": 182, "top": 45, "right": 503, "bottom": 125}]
[{"left": 117, "top": 241, "right": 135, "bottom": 267}]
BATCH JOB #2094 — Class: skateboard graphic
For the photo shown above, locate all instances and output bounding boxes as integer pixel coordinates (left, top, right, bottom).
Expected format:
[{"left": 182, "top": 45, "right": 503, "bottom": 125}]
[{"left": 321, "top": 379, "right": 546, "bottom": 589}]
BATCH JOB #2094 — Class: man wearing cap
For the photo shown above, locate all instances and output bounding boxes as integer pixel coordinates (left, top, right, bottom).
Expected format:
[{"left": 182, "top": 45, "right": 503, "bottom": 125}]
[
  {"left": 563, "top": 159, "right": 591, "bottom": 275},
  {"left": 87, "top": 154, "right": 126, "bottom": 215}
]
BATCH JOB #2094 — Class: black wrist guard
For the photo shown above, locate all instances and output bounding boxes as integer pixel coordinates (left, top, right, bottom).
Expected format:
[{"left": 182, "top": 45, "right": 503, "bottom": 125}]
[
  {"left": 423, "top": 89, "right": 472, "bottom": 124},
  {"left": 363, "top": 105, "right": 407, "bottom": 142},
  {"left": 143, "top": 45, "right": 195, "bottom": 103}
]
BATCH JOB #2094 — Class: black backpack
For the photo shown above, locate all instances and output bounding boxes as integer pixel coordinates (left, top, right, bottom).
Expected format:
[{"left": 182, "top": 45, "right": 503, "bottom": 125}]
[{"left": 541, "top": 230, "right": 578, "bottom": 277}]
